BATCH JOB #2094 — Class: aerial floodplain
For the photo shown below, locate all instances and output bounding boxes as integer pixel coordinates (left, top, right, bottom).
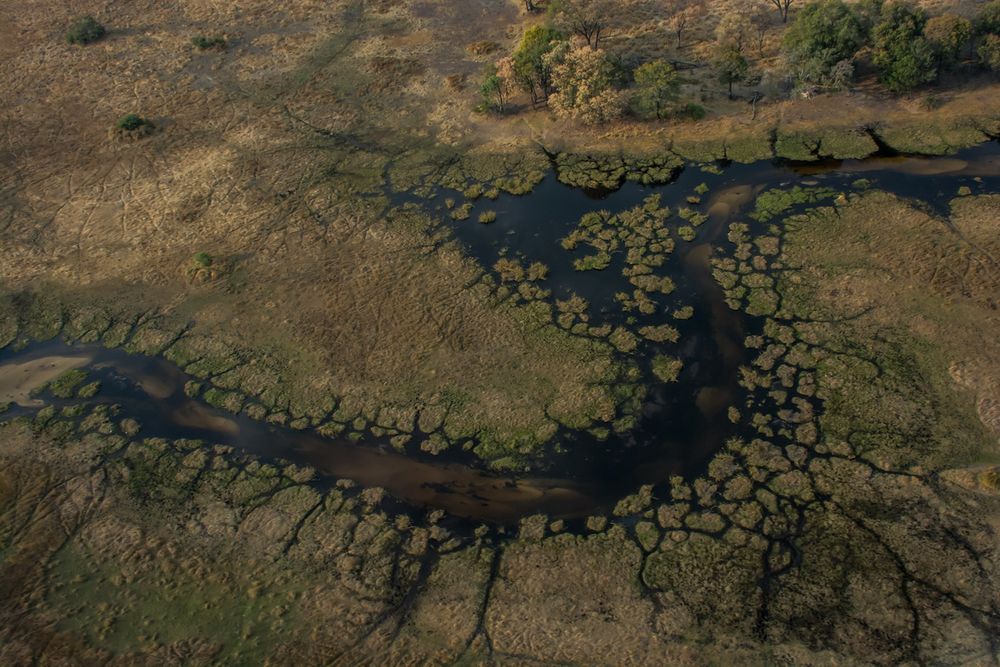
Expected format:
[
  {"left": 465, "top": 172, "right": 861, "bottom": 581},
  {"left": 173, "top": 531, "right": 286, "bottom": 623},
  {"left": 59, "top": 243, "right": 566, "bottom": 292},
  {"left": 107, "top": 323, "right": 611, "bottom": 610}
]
[{"left": 2, "top": 0, "right": 1000, "bottom": 664}]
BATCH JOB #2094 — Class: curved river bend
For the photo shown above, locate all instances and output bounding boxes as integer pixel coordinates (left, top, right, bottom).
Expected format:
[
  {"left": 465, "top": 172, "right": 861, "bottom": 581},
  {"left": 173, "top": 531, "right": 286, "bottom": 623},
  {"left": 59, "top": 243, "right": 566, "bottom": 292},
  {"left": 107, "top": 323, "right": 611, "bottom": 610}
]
[{"left": 2, "top": 142, "right": 999, "bottom": 523}]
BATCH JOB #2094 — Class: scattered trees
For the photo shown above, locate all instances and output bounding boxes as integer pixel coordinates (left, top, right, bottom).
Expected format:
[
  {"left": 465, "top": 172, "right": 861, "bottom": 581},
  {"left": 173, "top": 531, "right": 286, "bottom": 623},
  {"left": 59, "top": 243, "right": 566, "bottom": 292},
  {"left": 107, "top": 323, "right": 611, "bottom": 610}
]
[
  {"left": 632, "top": 60, "right": 681, "bottom": 118},
  {"left": 549, "top": 0, "right": 614, "bottom": 49},
  {"left": 546, "top": 44, "right": 628, "bottom": 123},
  {"left": 782, "top": 0, "right": 864, "bottom": 85},
  {"left": 66, "top": 16, "right": 106, "bottom": 45},
  {"left": 871, "top": 2, "right": 938, "bottom": 92},
  {"left": 476, "top": 0, "right": 1000, "bottom": 126}
]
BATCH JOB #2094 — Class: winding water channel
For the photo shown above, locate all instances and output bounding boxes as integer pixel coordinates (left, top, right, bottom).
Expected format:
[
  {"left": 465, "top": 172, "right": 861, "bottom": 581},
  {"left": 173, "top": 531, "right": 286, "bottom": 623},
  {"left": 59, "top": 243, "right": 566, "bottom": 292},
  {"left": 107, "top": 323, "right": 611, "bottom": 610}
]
[{"left": 2, "top": 141, "right": 999, "bottom": 523}]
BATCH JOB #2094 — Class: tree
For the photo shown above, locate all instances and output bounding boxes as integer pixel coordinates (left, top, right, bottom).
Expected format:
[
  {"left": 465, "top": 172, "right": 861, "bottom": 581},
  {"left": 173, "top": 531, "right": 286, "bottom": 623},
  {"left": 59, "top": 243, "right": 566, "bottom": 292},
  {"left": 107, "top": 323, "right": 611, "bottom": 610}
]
[
  {"left": 549, "top": 0, "right": 614, "bottom": 48},
  {"left": 715, "top": 13, "right": 755, "bottom": 54},
  {"left": 762, "top": 0, "right": 794, "bottom": 23},
  {"left": 924, "top": 14, "right": 973, "bottom": 65},
  {"left": 665, "top": 0, "right": 705, "bottom": 48},
  {"left": 781, "top": 0, "right": 864, "bottom": 85},
  {"left": 979, "top": 34, "right": 1000, "bottom": 71},
  {"left": 480, "top": 59, "right": 516, "bottom": 112},
  {"left": 977, "top": 0, "right": 1000, "bottom": 35},
  {"left": 852, "top": 0, "right": 885, "bottom": 34},
  {"left": 871, "top": 2, "right": 938, "bottom": 92},
  {"left": 512, "top": 25, "right": 564, "bottom": 104},
  {"left": 748, "top": 4, "right": 774, "bottom": 56},
  {"left": 632, "top": 60, "right": 681, "bottom": 119},
  {"left": 713, "top": 46, "right": 749, "bottom": 98},
  {"left": 546, "top": 44, "right": 629, "bottom": 123}
]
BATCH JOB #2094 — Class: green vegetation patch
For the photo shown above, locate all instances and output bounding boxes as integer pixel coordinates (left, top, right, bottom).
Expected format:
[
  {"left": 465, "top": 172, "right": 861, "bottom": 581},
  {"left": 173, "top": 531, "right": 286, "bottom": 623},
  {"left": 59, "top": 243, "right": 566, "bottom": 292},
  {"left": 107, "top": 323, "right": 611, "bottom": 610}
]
[{"left": 66, "top": 16, "right": 106, "bottom": 45}]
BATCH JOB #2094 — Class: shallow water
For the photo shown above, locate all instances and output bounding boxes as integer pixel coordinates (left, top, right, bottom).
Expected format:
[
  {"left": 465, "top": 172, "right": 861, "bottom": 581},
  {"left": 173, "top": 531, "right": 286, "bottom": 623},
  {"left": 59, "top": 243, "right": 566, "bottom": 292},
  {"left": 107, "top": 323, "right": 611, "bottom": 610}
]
[{"left": 3, "top": 141, "right": 999, "bottom": 523}]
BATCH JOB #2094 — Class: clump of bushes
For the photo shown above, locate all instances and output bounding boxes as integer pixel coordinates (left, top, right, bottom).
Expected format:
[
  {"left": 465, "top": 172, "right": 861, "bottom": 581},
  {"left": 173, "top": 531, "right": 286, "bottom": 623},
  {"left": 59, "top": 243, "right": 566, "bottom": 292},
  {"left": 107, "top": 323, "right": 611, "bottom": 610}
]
[
  {"left": 677, "top": 103, "right": 706, "bottom": 121},
  {"left": 186, "top": 252, "right": 224, "bottom": 284},
  {"left": 478, "top": 210, "right": 497, "bottom": 224},
  {"left": 112, "top": 114, "right": 155, "bottom": 139},
  {"left": 67, "top": 16, "right": 106, "bottom": 45},
  {"left": 191, "top": 35, "right": 227, "bottom": 51}
]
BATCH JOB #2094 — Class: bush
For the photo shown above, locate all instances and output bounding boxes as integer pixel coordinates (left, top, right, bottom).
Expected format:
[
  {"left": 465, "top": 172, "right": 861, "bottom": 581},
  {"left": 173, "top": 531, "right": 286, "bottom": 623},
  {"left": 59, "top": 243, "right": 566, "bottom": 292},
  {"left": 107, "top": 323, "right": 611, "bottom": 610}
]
[
  {"left": 191, "top": 35, "right": 227, "bottom": 50},
  {"left": 66, "top": 16, "right": 106, "bottom": 45},
  {"left": 116, "top": 114, "right": 151, "bottom": 132},
  {"left": 678, "top": 103, "right": 706, "bottom": 120},
  {"left": 193, "top": 252, "right": 214, "bottom": 268}
]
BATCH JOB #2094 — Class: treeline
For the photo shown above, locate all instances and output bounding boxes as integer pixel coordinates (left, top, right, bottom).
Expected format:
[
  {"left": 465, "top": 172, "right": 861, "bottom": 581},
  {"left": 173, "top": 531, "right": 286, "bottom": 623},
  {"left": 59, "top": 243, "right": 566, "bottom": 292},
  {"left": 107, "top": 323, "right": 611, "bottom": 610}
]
[
  {"left": 478, "top": 0, "right": 1000, "bottom": 124},
  {"left": 786, "top": 0, "right": 1000, "bottom": 92}
]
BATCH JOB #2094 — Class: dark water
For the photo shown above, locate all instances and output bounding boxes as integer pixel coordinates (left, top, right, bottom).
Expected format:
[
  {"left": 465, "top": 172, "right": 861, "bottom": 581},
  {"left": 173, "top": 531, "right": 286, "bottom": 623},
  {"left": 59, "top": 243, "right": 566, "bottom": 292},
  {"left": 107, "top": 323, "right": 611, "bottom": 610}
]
[{"left": 3, "top": 141, "right": 999, "bottom": 524}]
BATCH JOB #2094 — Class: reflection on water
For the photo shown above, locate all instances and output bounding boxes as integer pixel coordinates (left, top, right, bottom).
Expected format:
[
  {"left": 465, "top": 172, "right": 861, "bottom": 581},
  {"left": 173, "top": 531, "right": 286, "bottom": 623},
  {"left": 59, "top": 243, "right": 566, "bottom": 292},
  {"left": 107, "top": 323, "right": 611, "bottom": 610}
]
[{"left": 2, "top": 141, "right": 998, "bottom": 523}]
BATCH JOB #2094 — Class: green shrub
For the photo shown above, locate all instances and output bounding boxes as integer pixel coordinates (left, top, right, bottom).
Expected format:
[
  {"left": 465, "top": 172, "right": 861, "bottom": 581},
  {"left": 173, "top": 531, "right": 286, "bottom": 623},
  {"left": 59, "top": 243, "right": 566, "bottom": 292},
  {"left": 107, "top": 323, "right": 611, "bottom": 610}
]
[
  {"left": 193, "top": 252, "right": 214, "bottom": 267},
  {"left": 677, "top": 103, "right": 706, "bottom": 120},
  {"left": 67, "top": 16, "right": 106, "bottom": 45},
  {"left": 116, "top": 114, "right": 151, "bottom": 132},
  {"left": 191, "top": 35, "right": 227, "bottom": 50}
]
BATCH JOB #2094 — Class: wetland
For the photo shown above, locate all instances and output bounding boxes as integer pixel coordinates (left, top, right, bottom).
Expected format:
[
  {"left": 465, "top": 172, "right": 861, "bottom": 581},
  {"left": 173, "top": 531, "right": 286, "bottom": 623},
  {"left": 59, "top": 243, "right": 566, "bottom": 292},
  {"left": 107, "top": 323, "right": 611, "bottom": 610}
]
[
  {"left": 3, "top": 141, "right": 998, "bottom": 525},
  {"left": 3, "top": 0, "right": 1000, "bottom": 662}
]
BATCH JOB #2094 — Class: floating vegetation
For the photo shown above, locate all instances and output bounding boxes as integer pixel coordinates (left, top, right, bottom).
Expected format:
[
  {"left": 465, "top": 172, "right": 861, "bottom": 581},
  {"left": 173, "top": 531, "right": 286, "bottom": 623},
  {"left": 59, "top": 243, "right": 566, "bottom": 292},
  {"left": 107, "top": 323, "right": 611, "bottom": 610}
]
[{"left": 651, "top": 354, "right": 683, "bottom": 382}]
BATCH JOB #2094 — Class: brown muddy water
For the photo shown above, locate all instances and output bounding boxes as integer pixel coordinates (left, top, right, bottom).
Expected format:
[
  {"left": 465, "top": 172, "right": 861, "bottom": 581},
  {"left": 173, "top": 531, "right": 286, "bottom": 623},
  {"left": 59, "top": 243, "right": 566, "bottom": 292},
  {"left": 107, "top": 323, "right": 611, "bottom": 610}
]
[{"left": 2, "top": 141, "right": 999, "bottom": 524}]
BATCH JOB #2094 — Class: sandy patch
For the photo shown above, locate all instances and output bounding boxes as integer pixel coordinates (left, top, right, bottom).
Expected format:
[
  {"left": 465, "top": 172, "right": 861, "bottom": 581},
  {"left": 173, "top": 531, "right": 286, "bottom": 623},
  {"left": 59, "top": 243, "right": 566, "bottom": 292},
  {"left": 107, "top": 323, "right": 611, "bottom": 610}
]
[{"left": 0, "top": 354, "right": 94, "bottom": 407}]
